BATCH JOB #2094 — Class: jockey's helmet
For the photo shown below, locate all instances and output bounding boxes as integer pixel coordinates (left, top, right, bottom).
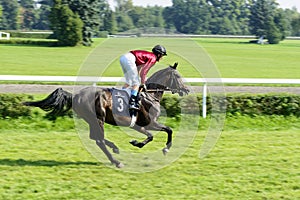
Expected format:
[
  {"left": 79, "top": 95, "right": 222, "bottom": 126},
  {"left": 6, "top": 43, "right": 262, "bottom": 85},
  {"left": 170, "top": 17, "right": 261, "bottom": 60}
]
[{"left": 152, "top": 45, "right": 167, "bottom": 56}]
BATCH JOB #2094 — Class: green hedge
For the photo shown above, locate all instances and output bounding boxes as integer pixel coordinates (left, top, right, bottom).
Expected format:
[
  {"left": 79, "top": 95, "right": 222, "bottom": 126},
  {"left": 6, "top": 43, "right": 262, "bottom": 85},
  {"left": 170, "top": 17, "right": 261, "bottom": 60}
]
[
  {"left": 0, "top": 39, "right": 58, "bottom": 46},
  {"left": 223, "top": 95, "right": 300, "bottom": 116},
  {"left": 0, "top": 94, "right": 33, "bottom": 119},
  {"left": 0, "top": 93, "right": 299, "bottom": 119},
  {"left": 161, "top": 94, "right": 300, "bottom": 117}
]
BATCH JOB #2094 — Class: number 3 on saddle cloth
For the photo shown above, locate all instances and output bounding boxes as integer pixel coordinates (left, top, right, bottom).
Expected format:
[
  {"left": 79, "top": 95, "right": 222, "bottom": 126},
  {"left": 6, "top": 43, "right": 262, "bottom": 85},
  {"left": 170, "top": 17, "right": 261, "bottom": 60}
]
[{"left": 111, "top": 88, "right": 137, "bottom": 127}]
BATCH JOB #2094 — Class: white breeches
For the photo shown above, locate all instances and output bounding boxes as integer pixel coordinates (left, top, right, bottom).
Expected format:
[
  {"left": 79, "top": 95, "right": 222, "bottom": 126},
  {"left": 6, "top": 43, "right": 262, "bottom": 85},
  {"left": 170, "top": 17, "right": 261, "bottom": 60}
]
[{"left": 120, "top": 53, "right": 140, "bottom": 87}]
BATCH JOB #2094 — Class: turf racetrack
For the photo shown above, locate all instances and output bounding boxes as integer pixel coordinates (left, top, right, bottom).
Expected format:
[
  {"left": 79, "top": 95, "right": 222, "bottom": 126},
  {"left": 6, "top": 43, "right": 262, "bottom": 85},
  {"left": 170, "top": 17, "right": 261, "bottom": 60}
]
[{"left": 0, "top": 125, "right": 299, "bottom": 199}]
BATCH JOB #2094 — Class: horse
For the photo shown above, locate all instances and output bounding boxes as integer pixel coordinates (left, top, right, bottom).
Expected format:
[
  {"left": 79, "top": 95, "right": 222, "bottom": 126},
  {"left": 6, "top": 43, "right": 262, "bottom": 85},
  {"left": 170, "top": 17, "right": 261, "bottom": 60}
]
[{"left": 23, "top": 63, "right": 190, "bottom": 168}]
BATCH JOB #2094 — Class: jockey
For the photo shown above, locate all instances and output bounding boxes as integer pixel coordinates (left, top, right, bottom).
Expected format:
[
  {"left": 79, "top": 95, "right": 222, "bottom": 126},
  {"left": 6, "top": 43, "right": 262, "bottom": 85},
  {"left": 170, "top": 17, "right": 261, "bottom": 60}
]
[{"left": 119, "top": 45, "right": 167, "bottom": 111}]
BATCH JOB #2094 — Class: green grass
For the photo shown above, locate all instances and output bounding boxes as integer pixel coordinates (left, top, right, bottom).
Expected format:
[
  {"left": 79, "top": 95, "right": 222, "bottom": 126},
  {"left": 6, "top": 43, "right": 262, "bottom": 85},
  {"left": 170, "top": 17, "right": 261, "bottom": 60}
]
[
  {"left": 0, "top": 116, "right": 299, "bottom": 199},
  {"left": 0, "top": 116, "right": 300, "bottom": 199},
  {"left": 1, "top": 38, "right": 300, "bottom": 78},
  {"left": 0, "top": 39, "right": 105, "bottom": 76},
  {"left": 197, "top": 38, "right": 300, "bottom": 78},
  {"left": 0, "top": 38, "right": 299, "bottom": 199}
]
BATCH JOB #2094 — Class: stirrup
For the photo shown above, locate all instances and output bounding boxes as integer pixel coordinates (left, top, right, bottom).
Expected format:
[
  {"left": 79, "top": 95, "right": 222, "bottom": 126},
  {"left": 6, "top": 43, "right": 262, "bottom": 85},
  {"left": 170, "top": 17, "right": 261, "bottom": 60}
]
[
  {"left": 129, "top": 94, "right": 140, "bottom": 110},
  {"left": 129, "top": 104, "right": 139, "bottom": 110}
]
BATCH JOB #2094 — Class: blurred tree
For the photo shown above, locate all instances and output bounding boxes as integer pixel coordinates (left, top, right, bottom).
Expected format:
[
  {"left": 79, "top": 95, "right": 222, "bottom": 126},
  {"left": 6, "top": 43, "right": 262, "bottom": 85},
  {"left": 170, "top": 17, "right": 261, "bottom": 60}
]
[
  {"left": 114, "top": 0, "right": 134, "bottom": 32},
  {"left": 34, "top": 0, "right": 53, "bottom": 30},
  {"left": 0, "top": 0, "right": 19, "bottom": 30},
  {"left": 116, "top": 13, "right": 134, "bottom": 32},
  {"left": 0, "top": 5, "right": 2, "bottom": 25},
  {"left": 273, "top": 8, "right": 288, "bottom": 39},
  {"left": 284, "top": 7, "right": 300, "bottom": 36},
  {"left": 209, "top": 0, "right": 251, "bottom": 34},
  {"left": 291, "top": 15, "right": 300, "bottom": 36},
  {"left": 66, "top": 0, "right": 105, "bottom": 46},
  {"left": 127, "top": 6, "right": 144, "bottom": 27},
  {"left": 164, "top": 0, "right": 211, "bottom": 34},
  {"left": 128, "top": 6, "right": 165, "bottom": 29},
  {"left": 114, "top": 0, "right": 133, "bottom": 12},
  {"left": 249, "top": 0, "right": 286, "bottom": 44},
  {"left": 1, "top": 0, "right": 298, "bottom": 41},
  {"left": 19, "top": 0, "right": 37, "bottom": 30},
  {"left": 101, "top": 7, "right": 117, "bottom": 34},
  {"left": 50, "top": 0, "right": 83, "bottom": 46}
]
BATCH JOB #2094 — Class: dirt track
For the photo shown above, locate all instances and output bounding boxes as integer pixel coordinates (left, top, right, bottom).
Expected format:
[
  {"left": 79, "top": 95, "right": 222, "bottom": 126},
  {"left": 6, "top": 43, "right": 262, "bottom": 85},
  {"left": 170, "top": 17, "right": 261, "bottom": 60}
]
[{"left": 1, "top": 84, "right": 300, "bottom": 94}]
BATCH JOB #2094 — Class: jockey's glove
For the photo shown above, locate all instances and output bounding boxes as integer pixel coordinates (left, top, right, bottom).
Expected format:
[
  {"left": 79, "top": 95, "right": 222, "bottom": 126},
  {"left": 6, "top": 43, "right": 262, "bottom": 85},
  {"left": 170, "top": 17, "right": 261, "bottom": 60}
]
[{"left": 139, "top": 84, "right": 147, "bottom": 92}]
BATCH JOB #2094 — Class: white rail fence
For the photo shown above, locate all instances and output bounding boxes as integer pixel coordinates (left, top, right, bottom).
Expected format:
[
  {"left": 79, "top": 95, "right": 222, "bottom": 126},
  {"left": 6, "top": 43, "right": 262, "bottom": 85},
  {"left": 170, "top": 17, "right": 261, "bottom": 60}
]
[{"left": 1, "top": 75, "right": 300, "bottom": 118}]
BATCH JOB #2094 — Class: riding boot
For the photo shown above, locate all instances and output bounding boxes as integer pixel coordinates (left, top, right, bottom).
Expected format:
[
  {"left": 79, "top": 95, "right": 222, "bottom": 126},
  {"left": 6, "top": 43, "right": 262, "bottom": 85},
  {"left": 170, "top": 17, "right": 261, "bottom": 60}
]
[{"left": 129, "top": 95, "right": 139, "bottom": 127}]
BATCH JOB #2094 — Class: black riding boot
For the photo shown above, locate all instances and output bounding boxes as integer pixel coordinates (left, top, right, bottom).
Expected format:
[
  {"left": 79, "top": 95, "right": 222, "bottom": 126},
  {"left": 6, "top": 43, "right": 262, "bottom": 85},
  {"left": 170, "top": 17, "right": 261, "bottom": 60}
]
[{"left": 128, "top": 95, "right": 139, "bottom": 127}]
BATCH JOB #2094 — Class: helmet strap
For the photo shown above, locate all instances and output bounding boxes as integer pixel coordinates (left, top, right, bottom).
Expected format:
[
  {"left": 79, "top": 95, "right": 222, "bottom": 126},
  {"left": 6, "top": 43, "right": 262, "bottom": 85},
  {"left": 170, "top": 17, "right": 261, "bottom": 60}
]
[{"left": 156, "top": 54, "right": 162, "bottom": 61}]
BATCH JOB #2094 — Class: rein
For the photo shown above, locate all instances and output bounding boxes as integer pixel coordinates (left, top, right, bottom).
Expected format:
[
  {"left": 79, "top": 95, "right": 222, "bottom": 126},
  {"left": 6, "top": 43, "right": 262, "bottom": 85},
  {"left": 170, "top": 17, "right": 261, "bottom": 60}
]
[
  {"left": 145, "top": 88, "right": 169, "bottom": 92},
  {"left": 140, "top": 88, "right": 170, "bottom": 102}
]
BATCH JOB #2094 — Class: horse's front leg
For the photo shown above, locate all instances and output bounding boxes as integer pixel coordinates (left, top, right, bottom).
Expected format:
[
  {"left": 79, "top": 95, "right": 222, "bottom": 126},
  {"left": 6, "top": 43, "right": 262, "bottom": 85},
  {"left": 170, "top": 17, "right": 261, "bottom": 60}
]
[
  {"left": 130, "top": 126, "right": 153, "bottom": 148},
  {"left": 161, "top": 126, "right": 173, "bottom": 155},
  {"left": 104, "top": 139, "right": 119, "bottom": 154},
  {"left": 146, "top": 122, "right": 173, "bottom": 155}
]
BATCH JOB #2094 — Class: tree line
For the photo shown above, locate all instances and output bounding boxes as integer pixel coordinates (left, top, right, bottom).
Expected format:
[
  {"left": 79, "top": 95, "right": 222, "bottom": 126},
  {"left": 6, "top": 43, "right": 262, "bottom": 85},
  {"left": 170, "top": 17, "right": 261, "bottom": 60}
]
[{"left": 0, "top": 0, "right": 300, "bottom": 46}]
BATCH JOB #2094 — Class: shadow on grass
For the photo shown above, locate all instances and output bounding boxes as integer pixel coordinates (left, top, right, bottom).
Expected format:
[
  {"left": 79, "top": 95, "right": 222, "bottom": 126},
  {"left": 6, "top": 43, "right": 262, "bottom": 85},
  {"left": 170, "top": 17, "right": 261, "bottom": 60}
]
[{"left": 0, "top": 158, "right": 98, "bottom": 167}]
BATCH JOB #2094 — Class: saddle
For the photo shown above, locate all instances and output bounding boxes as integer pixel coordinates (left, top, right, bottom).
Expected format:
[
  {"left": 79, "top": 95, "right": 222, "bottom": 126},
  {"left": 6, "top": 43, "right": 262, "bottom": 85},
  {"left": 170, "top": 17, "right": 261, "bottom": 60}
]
[{"left": 111, "top": 88, "right": 158, "bottom": 127}]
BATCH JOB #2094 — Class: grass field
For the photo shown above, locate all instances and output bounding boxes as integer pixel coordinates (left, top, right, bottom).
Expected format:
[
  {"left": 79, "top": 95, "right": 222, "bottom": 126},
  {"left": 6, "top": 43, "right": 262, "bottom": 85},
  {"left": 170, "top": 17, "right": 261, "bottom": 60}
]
[
  {"left": 197, "top": 39, "right": 300, "bottom": 78},
  {"left": 0, "top": 37, "right": 299, "bottom": 199},
  {"left": 1, "top": 38, "right": 300, "bottom": 78},
  {"left": 0, "top": 116, "right": 299, "bottom": 199}
]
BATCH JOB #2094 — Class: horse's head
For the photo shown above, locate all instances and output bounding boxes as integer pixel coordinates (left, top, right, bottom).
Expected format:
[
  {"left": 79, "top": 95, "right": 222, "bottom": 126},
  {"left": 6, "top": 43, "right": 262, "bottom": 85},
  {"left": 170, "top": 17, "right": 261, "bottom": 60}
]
[{"left": 146, "top": 62, "right": 190, "bottom": 96}]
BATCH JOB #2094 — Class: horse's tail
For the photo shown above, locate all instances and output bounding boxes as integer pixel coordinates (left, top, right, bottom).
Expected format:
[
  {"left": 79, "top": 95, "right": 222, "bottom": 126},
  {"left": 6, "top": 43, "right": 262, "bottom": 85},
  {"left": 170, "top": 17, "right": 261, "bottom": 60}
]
[{"left": 23, "top": 88, "right": 72, "bottom": 116}]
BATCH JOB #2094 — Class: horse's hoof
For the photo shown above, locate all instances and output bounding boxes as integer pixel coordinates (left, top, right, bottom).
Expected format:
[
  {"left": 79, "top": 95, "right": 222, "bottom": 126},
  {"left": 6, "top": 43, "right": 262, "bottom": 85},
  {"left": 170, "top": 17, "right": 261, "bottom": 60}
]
[
  {"left": 162, "top": 148, "right": 169, "bottom": 155},
  {"left": 130, "top": 140, "right": 138, "bottom": 146},
  {"left": 116, "top": 162, "right": 124, "bottom": 168},
  {"left": 130, "top": 140, "right": 144, "bottom": 148},
  {"left": 113, "top": 148, "right": 120, "bottom": 154}
]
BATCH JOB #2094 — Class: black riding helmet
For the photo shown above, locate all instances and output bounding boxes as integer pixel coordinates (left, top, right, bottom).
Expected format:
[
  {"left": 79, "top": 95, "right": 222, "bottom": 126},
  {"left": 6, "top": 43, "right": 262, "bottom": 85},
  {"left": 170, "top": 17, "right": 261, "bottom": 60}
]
[{"left": 152, "top": 45, "right": 167, "bottom": 56}]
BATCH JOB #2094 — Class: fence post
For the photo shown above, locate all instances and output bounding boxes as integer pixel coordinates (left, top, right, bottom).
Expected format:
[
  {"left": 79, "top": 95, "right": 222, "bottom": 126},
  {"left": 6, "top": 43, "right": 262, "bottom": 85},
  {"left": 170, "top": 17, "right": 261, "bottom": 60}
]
[{"left": 202, "top": 82, "right": 207, "bottom": 118}]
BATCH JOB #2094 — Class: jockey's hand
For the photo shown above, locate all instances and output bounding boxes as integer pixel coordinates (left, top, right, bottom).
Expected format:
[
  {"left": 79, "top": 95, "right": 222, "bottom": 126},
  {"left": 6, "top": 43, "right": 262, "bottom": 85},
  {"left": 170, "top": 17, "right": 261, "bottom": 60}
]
[{"left": 139, "top": 84, "right": 147, "bottom": 92}]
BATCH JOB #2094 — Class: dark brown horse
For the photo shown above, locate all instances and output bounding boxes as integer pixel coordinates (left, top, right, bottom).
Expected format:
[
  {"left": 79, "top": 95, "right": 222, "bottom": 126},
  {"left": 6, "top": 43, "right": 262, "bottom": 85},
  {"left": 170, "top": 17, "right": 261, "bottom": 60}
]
[{"left": 24, "top": 63, "right": 189, "bottom": 168}]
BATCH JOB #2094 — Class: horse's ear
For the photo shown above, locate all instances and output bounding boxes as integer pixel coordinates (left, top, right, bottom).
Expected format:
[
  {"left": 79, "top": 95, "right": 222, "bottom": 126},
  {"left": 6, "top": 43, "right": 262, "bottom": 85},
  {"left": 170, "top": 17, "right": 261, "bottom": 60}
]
[{"left": 171, "top": 62, "right": 178, "bottom": 69}]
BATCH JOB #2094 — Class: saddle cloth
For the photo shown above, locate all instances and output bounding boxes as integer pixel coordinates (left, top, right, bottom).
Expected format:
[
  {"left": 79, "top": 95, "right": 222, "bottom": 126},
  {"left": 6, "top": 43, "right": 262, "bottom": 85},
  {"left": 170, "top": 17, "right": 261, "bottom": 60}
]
[{"left": 111, "top": 88, "right": 131, "bottom": 118}]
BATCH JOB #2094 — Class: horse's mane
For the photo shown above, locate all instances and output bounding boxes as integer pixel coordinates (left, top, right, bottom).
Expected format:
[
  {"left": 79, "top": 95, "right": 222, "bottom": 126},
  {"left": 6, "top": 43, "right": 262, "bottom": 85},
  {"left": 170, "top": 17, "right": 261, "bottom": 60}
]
[{"left": 146, "top": 67, "right": 174, "bottom": 89}]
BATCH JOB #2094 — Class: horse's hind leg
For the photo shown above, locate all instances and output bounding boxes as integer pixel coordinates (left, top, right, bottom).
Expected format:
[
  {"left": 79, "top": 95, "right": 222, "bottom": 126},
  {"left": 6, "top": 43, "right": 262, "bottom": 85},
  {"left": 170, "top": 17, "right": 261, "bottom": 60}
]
[
  {"left": 90, "top": 120, "right": 123, "bottom": 168},
  {"left": 96, "top": 139, "right": 123, "bottom": 168},
  {"left": 105, "top": 139, "right": 119, "bottom": 154}
]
